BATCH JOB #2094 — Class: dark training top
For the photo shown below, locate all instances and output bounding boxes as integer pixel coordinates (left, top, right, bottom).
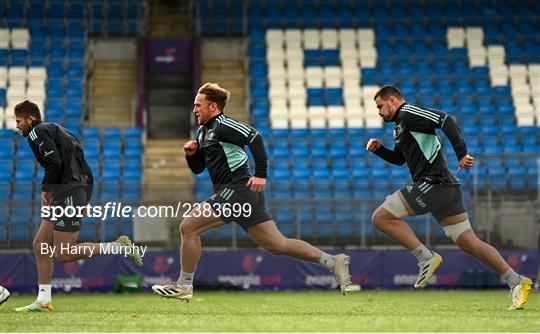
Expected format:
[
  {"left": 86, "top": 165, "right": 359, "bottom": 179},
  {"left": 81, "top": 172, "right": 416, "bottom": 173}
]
[
  {"left": 27, "top": 120, "right": 93, "bottom": 197},
  {"left": 374, "top": 103, "right": 467, "bottom": 184},
  {"left": 187, "top": 113, "right": 267, "bottom": 187}
]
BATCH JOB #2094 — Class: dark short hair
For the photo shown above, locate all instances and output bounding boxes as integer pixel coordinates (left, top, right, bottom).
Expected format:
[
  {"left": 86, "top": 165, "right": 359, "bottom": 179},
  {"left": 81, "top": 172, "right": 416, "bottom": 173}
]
[
  {"left": 374, "top": 85, "right": 404, "bottom": 101},
  {"left": 198, "top": 82, "right": 231, "bottom": 110},
  {"left": 14, "top": 100, "right": 42, "bottom": 120}
]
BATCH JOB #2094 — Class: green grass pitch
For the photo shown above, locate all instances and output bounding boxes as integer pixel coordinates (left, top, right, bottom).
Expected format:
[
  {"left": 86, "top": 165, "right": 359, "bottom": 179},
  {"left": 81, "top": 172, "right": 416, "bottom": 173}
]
[{"left": 1, "top": 290, "right": 538, "bottom": 332}]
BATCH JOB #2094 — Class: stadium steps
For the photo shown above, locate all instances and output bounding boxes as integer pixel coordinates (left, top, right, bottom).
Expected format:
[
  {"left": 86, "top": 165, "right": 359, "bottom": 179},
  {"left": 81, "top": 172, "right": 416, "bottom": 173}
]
[
  {"left": 148, "top": 0, "right": 191, "bottom": 38},
  {"left": 147, "top": 74, "right": 193, "bottom": 139},
  {"left": 148, "top": 89, "right": 192, "bottom": 105},
  {"left": 201, "top": 59, "right": 248, "bottom": 123},
  {"left": 90, "top": 59, "right": 136, "bottom": 128},
  {"left": 143, "top": 139, "right": 194, "bottom": 204}
]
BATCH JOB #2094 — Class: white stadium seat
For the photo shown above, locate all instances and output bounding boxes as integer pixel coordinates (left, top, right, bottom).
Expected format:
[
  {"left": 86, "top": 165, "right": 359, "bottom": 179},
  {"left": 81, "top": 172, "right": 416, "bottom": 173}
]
[
  {"left": 447, "top": 27, "right": 465, "bottom": 48},
  {"left": 347, "top": 117, "right": 364, "bottom": 128},
  {"left": 338, "top": 29, "right": 356, "bottom": 44},
  {"left": 309, "top": 116, "right": 326, "bottom": 128},
  {"left": 8, "top": 67, "right": 27, "bottom": 80},
  {"left": 303, "top": 29, "right": 320, "bottom": 49},
  {"left": 327, "top": 106, "right": 345, "bottom": 118},
  {"left": 10, "top": 28, "right": 30, "bottom": 49},
  {"left": 308, "top": 106, "right": 326, "bottom": 118},
  {"left": 357, "top": 28, "right": 375, "bottom": 43},
  {"left": 321, "top": 29, "right": 338, "bottom": 49},
  {"left": 323, "top": 67, "right": 342, "bottom": 87},
  {"left": 284, "top": 29, "right": 301, "bottom": 41},
  {"left": 328, "top": 117, "right": 345, "bottom": 128},
  {"left": 27, "top": 67, "right": 47, "bottom": 79},
  {"left": 0, "top": 29, "right": 9, "bottom": 48},
  {"left": 365, "top": 115, "right": 383, "bottom": 128},
  {"left": 290, "top": 116, "right": 308, "bottom": 128},
  {"left": 266, "top": 29, "right": 283, "bottom": 43},
  {"left": 288, "top": 87, "right": 307, "bottom": 100}
]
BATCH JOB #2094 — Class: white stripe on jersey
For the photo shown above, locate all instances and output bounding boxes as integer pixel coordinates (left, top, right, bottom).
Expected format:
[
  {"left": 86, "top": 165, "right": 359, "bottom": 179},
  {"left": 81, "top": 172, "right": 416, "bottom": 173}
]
[
  {"left": 406, "top": 105, "right": 440, "bottom": 119},
  {"left": 224, "top": 117, "right": 251, "bottom": 133},
  {"left": 423, "top": 185, "right": 434, "bottom": 193},
  {"left": 403, "top": 107, "right": 439, "bottom": 123},
  {"left": 405, "top": 105, "right": 441, "bottom": 123},
  {"left": 29, "top": 128, "right": 37, "bottom": 140},
  {"left": 222, "top": 119, "right": 250, "bottom": 137},
  {"left": 441, "top": 114, "right": 449, "bottom": 127},
  {"left": 224, "top": 116, "right": 251, "bottom": 131},
  {"left": 249, "top": 131, "right": 259, "bottom": 143},
  {"left": 403, "top": 105, "right": 440, "bottom": 120}
]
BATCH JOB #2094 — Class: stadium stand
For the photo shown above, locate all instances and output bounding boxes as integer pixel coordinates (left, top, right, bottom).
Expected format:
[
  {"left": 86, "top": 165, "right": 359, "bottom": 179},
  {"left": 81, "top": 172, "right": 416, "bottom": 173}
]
[
  {"left": 0, "top": 0, "right": 144, "bottom": 245},
  {"left": 1, "top": 0, "right": 538, "bottom": 246},
  {"left": 196, "top": 0, "right": 539, "bottom": 244}
]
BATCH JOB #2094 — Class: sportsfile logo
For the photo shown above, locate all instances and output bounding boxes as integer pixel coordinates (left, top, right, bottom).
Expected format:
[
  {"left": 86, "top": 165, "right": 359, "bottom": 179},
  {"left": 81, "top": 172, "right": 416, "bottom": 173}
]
[{"left": 40, "top": 201, "right": 253, "bottom": 221}]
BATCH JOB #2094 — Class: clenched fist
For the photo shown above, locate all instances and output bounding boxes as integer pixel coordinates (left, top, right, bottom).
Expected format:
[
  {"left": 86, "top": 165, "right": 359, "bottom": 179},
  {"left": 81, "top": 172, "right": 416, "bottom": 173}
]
[
  {"left": 41, "top": 191, "right": 52, "bottom": 206},
  {"left": 457, "top": 154, "right": 474, "bottom": 173},
  {"left": 366, "top": 138, "right": 382, "bottom": 152},
  {"left": 184, "top": 140, "right": 199, "bottom": 156},
  {"left": 246, "top": 176, "right": 266, "bottom": 192}
]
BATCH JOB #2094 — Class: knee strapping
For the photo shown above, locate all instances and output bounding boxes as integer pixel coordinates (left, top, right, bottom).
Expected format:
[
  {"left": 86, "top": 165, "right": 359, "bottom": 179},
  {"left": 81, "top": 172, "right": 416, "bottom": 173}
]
[
  {"left": 381, "top": 192, "right": 409, "bottom": 218},
  {"left": 443, "top": 219, "right": 472, "bottom": 242}
]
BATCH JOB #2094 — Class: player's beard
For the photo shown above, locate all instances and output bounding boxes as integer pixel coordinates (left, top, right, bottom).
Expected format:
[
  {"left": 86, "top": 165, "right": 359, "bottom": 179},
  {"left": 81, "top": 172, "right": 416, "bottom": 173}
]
[{"left": 382, "top": 107, "right": 396, "bottom": 122}]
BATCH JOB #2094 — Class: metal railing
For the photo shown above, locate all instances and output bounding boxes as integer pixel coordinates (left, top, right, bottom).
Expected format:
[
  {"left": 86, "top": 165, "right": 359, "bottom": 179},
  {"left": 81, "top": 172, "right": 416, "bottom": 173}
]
[{"left": 1, "top": 155, "right": 538, "bottom": 249}]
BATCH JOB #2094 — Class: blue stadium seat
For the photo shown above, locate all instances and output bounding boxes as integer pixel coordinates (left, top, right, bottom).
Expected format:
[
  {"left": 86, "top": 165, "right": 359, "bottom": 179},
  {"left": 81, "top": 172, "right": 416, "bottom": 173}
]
[
  {"left": 487, "top": 165, "right": 506, "bottom": 190},
  {"left": 123, "top": 127, "right": 142, "bottom": 140},
  {"left": 102, "top": 127, "right": 120, "bottom": 139},
  {"left": 291, "top": 145, "right": 309, "bottom": 158},
  {"left": 82, "top": 127, "right": 100, "bottom": 139},
  {"left": 205, "top": 2, "right": 540, "bottom": 244},
  {"left": 124, "top": 142, "right": 142, "bottom": 160},
  {"left": 102, "top": 150, "right": 120, "bottom": 165},
  {"left": 0, "top": 139, "right": 14, "bottom": 159},
  {"left": 523, "top": 143, "right": 539, "bottom": 154},
  {"left": 508, "top": 166, "right": 526, "bottom": 191}
]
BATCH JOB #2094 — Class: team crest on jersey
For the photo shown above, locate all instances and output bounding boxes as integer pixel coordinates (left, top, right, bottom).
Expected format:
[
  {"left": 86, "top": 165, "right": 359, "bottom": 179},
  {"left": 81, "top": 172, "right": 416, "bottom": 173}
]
[{"left": 393, "top": 124, "right": 404, "bottom": 139}]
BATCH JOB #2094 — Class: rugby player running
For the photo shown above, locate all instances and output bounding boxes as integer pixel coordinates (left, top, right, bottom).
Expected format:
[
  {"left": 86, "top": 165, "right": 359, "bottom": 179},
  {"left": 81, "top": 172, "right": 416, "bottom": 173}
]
[
  {"left": 366, "top": 85, "right": 532, "bottom": 310},
  {"left": 13, "top": 100, "right": 142, "bottom": 312},
  {"left": 152, "top": 83, "right": 353, "bottom": 301}
]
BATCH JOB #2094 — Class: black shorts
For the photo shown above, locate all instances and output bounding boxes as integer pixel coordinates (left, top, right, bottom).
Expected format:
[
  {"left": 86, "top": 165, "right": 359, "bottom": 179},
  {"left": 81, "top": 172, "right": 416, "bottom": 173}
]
[
  {"left": 399, "top": 181, "right": 466, "bottom": 222},
  {"left": 48, "top": 187, "right": 87, "bottom": 232},
  {"left": 205, "top": 184, "right": 272, "bottom": 232}
]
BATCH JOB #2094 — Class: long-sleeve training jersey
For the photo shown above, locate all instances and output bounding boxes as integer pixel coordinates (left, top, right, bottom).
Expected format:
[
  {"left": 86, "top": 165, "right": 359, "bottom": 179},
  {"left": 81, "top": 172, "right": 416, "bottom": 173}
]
[
  {"left": 187, "top": 113, "right": 267, "bottom": 187},
  {"left": 27, "top": 120, "right": 93, "bottom": 197},
  {"left": 374, "top": 103, "right": 467, "bottom": 184}
]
